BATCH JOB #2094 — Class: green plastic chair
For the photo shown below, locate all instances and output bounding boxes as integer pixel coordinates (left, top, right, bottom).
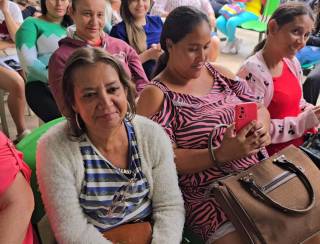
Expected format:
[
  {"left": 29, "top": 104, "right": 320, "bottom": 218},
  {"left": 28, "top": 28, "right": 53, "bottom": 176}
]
[
  {"left": 16, "top": 117, "right": 65, "bottom": 224},
  {"left": 240, "top": 0, "right": 280, "bottom": 42}
]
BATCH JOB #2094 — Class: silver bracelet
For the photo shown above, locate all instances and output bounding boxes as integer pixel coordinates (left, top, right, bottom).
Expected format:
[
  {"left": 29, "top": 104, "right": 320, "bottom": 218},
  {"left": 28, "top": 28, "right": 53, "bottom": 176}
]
[{"left": 208, "top": 124, "right": 229, "bottom": 174}]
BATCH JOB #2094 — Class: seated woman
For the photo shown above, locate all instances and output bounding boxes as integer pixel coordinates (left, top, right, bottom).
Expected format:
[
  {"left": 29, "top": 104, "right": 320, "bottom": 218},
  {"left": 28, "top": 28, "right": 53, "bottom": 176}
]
[
  {"left": 15, "top": 0, "right": 72, "bottom": 122},
  {"left": 150, "top": 0, "right": 220, "bottom": 61},
  {"left": 110, "top": 0, "right": 163, "bottom": 79},
  {"left": 137, "top": 6, "right": 270, "bottom": 244},
  {"left": 0, "top": 131, "right": 34, "bottom": 244},
  {"left": 238, "top": 2, "right": 320, "bottom": 156},
  {"left": 49, "top": 0, "right": 149, "bottom": 117},
  {"left": 37, "top": 47, "right": 184, "bottom": 243},
  {"left": 0, "top": 0, "right": 30, "bottom": 141},
  {"left": 209, "top": 0, "right": 231, "bottom": 18},
  {"left": 216, "top": 0, "right": 263, "bottom": 54}
]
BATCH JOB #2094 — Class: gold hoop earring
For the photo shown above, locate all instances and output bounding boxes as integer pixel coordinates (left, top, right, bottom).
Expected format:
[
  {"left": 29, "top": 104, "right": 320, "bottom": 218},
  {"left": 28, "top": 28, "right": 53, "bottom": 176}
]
[{"left": 127, "top": 101, "right": 132, "bottom": 115}]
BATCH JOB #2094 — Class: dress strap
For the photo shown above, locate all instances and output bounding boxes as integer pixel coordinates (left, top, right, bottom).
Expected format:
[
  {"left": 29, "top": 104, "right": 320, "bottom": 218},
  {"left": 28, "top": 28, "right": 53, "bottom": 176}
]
[
  {"left": 150, "top": 80, "right": 170, "bottom": 93},
  {"left": 205, "top": 62, "right": 218, "bottom": 76}
]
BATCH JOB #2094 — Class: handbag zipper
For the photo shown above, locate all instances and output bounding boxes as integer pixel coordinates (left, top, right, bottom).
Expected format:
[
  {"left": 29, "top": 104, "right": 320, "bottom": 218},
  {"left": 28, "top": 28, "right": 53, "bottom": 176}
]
[{"left": 261, "top": 166, "right": 304, "bottom": 194}]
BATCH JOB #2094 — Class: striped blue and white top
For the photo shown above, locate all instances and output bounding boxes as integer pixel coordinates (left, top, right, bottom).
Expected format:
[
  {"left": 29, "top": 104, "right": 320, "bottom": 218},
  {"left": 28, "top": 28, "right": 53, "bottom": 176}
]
[{"left": 79, "top": 120, "right": 152, "bottom": 232}]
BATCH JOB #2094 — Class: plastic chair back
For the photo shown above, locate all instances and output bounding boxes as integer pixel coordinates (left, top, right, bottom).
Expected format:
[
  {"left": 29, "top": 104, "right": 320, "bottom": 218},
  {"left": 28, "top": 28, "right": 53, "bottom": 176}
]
[
  {"left": 240, "top": 0, "right": 280, "bottom": 41},
  {"left": 16, "top": 117, "right": 65, "bottom": 224},
  {"left": 261, "top": 0, "right": 281, "bottom": 21}
]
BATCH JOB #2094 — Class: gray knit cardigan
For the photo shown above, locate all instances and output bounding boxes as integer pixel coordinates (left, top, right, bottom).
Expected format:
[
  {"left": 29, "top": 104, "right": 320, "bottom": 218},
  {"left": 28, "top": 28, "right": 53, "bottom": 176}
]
[{"left": 36, "top": 115, "right": 185, "bottom": 244}]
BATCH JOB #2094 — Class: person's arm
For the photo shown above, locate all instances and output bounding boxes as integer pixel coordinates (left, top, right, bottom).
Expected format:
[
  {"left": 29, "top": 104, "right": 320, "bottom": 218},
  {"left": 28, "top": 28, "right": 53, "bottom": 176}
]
[
  {"left": 36, "top": 128, "right": 111, "bottom": 244},
  {"left": 201, "top": 0, "right": 216, "bottom": 28},
  {"left": 137, "top": 85, "right": 215, "bottom": 173},
  {"left": 15, "top": 19, "right": 49, "bottom": 82},
  {"left": 0, "top": 172, "right": 34, "bottom": 244},
  {"left": 174, "top": 104, "right": 270, "bottom": 175},
  {"left": 147, "top": 123, "right": 185, "bottom": 243},
  {"left": 139, "top": 44, "right": 163, "bottom": 63},
  {"left": 125, "top": 44, "right": 150, "bottom": 93},
  {"left": 174, "top": 120, "right": 269, "bottom": 174},
  {"left": 0, "top": 0, "right": 23, "bottom": 42},
  {"left": 237, "top": 63, "right": 268, "bottom": 104},
  {"left": 137, "top": 84, "right": 269, "bottom": 174},
  {"left": 150, "top": 0, "right": 169, "bottom": 17},
  {"left": 238, "top": 62, "right": 320, "bottom": 144},
  {"left": 0, "top": 40, "right": 15, "bottom": 49}
]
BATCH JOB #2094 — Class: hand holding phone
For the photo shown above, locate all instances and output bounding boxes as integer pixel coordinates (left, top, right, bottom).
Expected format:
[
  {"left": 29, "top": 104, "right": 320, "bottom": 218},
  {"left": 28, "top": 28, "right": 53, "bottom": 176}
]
[{"left": 235, "top": 102, "right": 258, "bottom": 133}]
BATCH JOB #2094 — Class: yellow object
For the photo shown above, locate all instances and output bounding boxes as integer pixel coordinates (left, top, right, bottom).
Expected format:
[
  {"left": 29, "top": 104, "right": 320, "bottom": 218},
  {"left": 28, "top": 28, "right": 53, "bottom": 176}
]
[{"left": 245, "top": 0, "right": 262, "bottom": 17}]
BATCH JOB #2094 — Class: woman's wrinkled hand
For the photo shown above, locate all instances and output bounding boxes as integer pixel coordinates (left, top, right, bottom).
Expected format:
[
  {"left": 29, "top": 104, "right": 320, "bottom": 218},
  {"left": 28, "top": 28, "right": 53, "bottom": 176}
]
[
  {"left": 147, "top": 43, "right": 163, "bottom": 60},
  {"left": 214, "top": 121, "right": 270, "bottom": 163}
]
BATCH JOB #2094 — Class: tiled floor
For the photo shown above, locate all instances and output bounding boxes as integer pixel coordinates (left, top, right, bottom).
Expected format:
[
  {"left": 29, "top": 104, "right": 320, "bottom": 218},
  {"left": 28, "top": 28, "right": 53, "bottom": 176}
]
[{"left": 1, "top": 29, "right": 318, "bottom": 140}]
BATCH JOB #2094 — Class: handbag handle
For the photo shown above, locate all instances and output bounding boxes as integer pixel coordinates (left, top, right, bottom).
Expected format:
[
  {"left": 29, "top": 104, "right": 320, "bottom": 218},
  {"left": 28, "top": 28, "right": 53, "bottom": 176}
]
[{"left": 239, "top": 155, "right": 315, "bottom": 214}]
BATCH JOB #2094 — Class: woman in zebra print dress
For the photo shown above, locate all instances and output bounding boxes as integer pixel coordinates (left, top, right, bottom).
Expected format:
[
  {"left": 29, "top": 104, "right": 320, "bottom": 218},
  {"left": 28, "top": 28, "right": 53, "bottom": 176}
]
[{"left": 137, "top": 6, "right": 271, "bottom": 244}]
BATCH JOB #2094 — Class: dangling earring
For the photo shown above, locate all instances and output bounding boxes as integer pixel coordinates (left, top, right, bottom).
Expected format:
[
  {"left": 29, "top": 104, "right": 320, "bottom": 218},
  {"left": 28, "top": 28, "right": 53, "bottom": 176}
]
[{"left": 75, "top": 113, "right": 82, "bottom": 130}]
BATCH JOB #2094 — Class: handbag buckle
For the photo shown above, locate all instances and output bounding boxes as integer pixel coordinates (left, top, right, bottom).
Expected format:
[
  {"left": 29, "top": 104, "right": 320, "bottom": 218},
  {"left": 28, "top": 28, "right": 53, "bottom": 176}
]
[
  {"left": 240, "top": 174, "right": 264, "bottom": 200},
  {"left": 274, "top": 155, "right": 287, "bottom": 164},
  {"left": 240, "top": 173, "right": 254, "bottom": 183}
]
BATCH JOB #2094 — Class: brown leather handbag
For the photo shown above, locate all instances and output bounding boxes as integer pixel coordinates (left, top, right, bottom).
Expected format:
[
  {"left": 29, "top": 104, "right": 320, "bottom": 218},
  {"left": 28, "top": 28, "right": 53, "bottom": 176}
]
[
  {"left": 211, "top": 145, "right": 320, "bottom": 244},
  {"left": 103, "top": 222, "right": 152, "bottom": 244}
]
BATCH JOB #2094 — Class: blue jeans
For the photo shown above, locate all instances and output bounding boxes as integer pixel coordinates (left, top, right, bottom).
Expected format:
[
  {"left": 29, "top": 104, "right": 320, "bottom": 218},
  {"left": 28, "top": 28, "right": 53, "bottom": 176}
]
[{"left": 216, "top": 11, "right": 259, "bottom": 42}]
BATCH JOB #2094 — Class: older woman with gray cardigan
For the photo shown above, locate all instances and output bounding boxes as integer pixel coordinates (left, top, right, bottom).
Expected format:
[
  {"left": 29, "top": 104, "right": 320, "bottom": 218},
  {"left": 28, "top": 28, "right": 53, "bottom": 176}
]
[{"left": 36, "top": 47, "right": 184, "bottom": 244}]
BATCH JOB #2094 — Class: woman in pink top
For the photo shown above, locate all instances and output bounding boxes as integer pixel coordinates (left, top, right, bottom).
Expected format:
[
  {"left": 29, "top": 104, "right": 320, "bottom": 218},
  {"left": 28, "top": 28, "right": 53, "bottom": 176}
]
[
  {"left": 49, "top": 0, "right": 149, "bottom": 116},
  {"left": 0, "top": 131, "right": 34, "bottom": 244},
  {"left": 150, "top": 0, "right": 220, "bottom": 61},
  {"left": 137, "top": 6, "right": 271, "bottom": 243},
  {"left": 238, "top": 2, "right": 320, "bottom": 156}
]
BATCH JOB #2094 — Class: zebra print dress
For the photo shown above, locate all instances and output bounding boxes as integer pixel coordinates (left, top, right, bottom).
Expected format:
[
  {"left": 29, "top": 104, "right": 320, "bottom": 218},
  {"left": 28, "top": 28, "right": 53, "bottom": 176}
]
[{"left": 150, "top": 63, "right": 268, "bottom": 241}]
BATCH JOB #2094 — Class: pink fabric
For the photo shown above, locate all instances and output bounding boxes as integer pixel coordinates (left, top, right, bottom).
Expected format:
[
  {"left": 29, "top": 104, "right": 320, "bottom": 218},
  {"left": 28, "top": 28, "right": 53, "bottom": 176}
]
[
  {"left": 237, "top": 50, "right": 320, "bottom": 144},
  {"left": 150, "top": 0, "right": 214, "bottom": 16},
  {"left": 48, "top": 33, "right": 149, "bottom": 115},
  {"left": 0, "top": 132, "right": 33, "bottom": 244},
  {"left": 150, "top": 63, "right": 268, "bottom": 241}
]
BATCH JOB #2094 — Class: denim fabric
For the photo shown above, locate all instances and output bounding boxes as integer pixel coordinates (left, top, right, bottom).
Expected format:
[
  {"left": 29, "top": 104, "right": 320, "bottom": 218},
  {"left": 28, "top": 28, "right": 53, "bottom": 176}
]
[{"left": 216, "top": 11, "right": 258, "bottom": 42}]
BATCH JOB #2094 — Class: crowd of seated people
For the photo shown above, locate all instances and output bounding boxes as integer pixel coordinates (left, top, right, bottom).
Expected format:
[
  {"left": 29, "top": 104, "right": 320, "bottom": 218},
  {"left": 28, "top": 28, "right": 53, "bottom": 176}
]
[{"left": 0, "top": 0, "right": 320, "bottom": 243}]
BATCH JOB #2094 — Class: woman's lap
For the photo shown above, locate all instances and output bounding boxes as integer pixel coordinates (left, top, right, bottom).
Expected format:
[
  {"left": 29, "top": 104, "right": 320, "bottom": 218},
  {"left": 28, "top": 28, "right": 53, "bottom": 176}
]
[{"left": 183, "top": 190, "right": 229, "bottom": 242}]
